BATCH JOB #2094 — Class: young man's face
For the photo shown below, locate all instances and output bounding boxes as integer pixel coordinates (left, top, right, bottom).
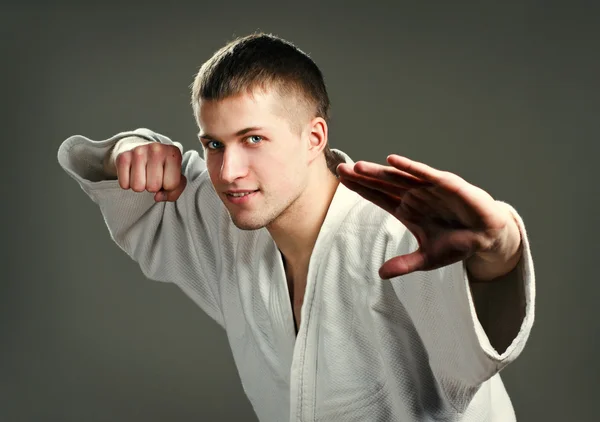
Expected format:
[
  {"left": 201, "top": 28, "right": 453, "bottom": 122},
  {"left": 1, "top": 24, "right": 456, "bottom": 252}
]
[{"left": 197, "top": 88, "right": 313, "bottom": 230}]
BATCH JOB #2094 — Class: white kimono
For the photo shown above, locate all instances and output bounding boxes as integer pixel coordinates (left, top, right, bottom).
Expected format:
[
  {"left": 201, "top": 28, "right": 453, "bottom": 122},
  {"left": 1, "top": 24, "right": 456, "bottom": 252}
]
[{"left": 57, "top": 128, "right": 536, "bottom": 422}]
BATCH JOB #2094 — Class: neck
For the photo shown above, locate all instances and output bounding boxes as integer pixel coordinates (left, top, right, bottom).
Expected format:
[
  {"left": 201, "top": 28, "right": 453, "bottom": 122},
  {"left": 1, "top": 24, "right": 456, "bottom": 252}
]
[{"left": 267, "top": 161, "right": 339, "bottom": 270}]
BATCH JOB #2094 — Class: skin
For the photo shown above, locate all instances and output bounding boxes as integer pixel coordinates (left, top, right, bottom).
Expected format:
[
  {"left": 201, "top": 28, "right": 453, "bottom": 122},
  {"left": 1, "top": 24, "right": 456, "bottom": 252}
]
[
  {"left": 336, "top": 157, "right": 523, "bottom": 282},
  {"left": 196, "top": 89, "right": 337, "bottom": 246},
  {"left": 107, "top": 86, "right": 524, "bottom": 342}
]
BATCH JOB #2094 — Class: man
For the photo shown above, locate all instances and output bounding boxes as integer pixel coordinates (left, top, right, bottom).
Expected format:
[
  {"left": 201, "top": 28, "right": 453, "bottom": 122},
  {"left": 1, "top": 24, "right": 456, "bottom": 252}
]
[{"left": 57, "top": 33, "right": 535, "bottom": 421}]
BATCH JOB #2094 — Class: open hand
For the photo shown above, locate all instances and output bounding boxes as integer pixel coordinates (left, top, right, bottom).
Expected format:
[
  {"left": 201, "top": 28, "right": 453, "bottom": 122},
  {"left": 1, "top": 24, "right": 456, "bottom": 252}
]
[{"left": 337, "top": 155, "right": 519, "bottom": 280}]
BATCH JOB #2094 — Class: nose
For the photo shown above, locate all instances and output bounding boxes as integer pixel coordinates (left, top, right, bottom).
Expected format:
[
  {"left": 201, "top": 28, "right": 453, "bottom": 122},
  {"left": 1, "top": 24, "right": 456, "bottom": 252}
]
[{"left": 220, "top": 149, "right": 249, "bottom": 183}]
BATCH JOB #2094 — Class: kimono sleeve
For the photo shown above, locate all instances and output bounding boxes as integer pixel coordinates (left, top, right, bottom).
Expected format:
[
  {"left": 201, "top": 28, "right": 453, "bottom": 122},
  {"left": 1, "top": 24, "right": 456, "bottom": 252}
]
[
  {"left": 57, "top": 128, "right": 226, "bottom": 327},
  {"left": 388, "top": 201, "right": 536, "bottom": 412}
]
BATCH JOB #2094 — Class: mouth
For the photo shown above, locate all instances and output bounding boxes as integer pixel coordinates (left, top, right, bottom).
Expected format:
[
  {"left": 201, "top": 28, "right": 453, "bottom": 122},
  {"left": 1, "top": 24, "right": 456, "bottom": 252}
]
[
  {"left": 224, "top": 189, "right": 260, "bottom": 204},
  {"left": 225, "top": 189, "right": 259, "bottom": 197}
]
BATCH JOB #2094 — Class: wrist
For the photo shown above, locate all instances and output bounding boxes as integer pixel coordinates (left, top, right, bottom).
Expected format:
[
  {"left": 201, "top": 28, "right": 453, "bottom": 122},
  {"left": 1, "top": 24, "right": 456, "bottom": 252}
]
[{"left": 467, "top": 207, "right": 522, "bottom": 282}]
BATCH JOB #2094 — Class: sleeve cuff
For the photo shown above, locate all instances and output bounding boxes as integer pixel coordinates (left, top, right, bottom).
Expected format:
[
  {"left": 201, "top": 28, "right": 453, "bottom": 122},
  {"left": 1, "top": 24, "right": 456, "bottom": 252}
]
[
  {"left": 457, "top": 200, "right": 536, "bottom": 364},
  {"left": 57, "top": 128, "right": 182, "bottom": 196}
]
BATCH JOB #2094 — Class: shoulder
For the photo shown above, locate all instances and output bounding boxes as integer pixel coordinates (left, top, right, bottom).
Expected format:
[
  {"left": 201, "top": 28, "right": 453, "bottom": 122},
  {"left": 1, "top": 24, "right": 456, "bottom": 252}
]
[
  {"left": 334, "top": 187, "right": 416, "bottom": 258},
  {"left": 328, "top": 149, "right": 411, "bottom": 244}
]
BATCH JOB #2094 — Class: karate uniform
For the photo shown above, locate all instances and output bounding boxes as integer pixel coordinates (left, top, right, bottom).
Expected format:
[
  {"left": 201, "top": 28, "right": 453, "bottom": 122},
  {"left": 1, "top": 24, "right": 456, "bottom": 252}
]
[{"left": 57, "top": 128, "right": 535, "bottom": 421}]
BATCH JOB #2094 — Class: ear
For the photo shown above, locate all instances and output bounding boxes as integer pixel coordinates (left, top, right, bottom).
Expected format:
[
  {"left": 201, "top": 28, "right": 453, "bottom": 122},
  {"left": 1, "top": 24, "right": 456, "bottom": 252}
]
[{"left": 306, "top": 117, "right": 328, "bottom": 163}]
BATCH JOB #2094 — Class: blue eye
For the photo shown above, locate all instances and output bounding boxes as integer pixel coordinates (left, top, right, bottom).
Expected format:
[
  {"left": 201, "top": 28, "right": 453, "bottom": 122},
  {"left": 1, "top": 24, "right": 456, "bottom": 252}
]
[
  {"left": 207, "top": 140, "right": 223, "bottom": 150},
  {"left": 247, "top": 135, "right": 263, "bottom": 144}
]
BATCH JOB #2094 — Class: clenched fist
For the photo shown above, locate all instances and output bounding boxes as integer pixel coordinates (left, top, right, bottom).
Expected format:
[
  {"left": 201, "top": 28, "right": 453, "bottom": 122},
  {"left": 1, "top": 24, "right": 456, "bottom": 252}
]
[{"left": 105, "top": 137, "right": 187, "bottom": 202}]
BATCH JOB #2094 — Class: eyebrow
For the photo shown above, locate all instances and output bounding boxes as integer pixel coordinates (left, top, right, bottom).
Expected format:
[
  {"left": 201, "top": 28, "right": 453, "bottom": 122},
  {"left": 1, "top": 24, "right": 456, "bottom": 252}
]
[{"left": 198, "top": 126, "right": 264, "bottom": 141}]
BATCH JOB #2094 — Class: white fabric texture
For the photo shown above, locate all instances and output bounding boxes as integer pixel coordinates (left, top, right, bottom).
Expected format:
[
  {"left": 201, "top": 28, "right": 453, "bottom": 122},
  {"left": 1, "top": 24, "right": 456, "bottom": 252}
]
[{"left": 57, "top": 128, "right": 536, "bottom": 422}]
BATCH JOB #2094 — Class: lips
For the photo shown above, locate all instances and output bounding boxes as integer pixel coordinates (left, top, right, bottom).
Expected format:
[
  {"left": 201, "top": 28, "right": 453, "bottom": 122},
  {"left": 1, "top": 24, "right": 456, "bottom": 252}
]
[
  {"left": 223, "top": 189, "right": 259, "bottom": 205},
  {"left": 224, "top": 189, "right": 259, "bottom": 197}
]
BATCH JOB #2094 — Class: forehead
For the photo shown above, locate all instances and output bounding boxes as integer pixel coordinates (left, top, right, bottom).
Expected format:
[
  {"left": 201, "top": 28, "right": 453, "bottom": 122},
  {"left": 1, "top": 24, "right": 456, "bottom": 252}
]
[{"left": 197, "top": 89, "right": 286, "bottom": 131}]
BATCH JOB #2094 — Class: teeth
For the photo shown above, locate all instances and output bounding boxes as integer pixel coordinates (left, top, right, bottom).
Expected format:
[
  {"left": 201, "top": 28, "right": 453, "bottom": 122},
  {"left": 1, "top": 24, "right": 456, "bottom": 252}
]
[{"left": 228, "top": 191, "right": 254, "bottom": 197}]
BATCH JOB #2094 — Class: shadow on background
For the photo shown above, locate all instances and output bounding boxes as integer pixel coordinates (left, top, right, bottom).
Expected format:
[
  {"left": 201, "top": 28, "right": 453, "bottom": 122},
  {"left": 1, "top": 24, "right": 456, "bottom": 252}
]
[{"left": 2, "top": 2, "right": 598, "bottom": 421}]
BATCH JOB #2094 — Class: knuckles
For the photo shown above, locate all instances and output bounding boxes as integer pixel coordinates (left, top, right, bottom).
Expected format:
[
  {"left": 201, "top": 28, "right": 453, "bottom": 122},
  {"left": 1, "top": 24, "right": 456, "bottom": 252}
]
[
  {"left": 162, "top": 176, "right": 180, "bottom": 192},
  {"left": 115, "top": 151, "right": 131, "bottom": 167},
  {"left": 130, "top": 183, "right": 146, "bottom": 193},
  {"left": 132, "top": 146, "right": 147, "bottom": 157},
  {"left": 116, "top": 142, "right": 183, "bottom": 194},
  {"left": 146, "top": 183, "right": 162, "bottom": 193},
  {"left": 149, "top": 143, "right": 164, "bottom": 155}
]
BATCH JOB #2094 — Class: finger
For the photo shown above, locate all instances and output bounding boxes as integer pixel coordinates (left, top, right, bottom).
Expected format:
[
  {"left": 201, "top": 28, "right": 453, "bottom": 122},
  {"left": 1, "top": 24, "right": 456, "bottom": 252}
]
[
  {"left": 130, "top": 147, "right": 147, "bottom": 192},
  {"left": 340, "top": 175, "right": 428, "bottom": 228},
  {"left": 145, "top": 144, "right": 165, "bottom": 193},
  {"left": 154, "top": 190, "right": 166, "bottom": 202},
  {"left": 399, "top": 197, "right": 457, "bottom": 234},
  {"left": 386, "top": 155, "right": 445, "bottom": 184},
  {"left": 396, "top": 199, "right": 428, "bottom": 226},
  {"left": 115, "top": 151, "right": 132, "bottom": 190},
  {"left": 410, "top": 188, "right": 457, "bottom": 222},
  {"left": 338, "top": 168, "right": 409, "bottom": 199},
  {"left": 410, "top": 187, "right": 442, "bottom": 204},
  {"left": 162, "top": 148, "right": 182, "bottom": 191},
  {"left": 350, "top": 161, "right": 431, "bottom": 189},
  {"left": 401, "top": 191, "right": 439, "bottom": 220},
  {"left": 339, "top": 177, "right": 400, "bottom": 215},
  {"left": 379, "top": 251, "right": 427, "bottom": 279},
  {"left": 165, "top": 175, "right": 187, "bottom": 201}
]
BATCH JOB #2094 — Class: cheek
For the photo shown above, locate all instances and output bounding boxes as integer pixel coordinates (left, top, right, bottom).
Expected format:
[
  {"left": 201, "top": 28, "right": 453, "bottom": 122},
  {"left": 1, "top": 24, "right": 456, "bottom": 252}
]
[
  {"left": 206, "top": 157, "right": 222, "bottom": 183},
  {"left": 266, "top": 159, "right": 307, "bottom": 192}
]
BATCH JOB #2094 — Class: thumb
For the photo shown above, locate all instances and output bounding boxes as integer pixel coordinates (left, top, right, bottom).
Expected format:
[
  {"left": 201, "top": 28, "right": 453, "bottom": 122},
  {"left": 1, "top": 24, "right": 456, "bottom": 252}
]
[
  {"left": 154, "top": 174, "right": 187, "bottom": 202},
  {"left": 379, "top": 250, "right": 427, "bottom": 279}
]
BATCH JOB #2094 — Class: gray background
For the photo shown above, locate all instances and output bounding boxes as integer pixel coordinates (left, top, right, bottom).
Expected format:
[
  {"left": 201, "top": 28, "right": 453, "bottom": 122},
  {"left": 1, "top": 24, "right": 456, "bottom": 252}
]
[{"left": 2, "top": 1, "right": 598, "bottom": 421}]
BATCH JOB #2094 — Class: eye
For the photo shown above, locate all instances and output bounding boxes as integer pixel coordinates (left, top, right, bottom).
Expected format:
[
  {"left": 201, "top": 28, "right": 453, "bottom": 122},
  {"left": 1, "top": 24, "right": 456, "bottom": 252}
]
[
  {"left": 246, "top": 135, "right": 263, "bottom": 144},
  {"left": 206, "top": 140, "right": 224, "bottom": 150}
]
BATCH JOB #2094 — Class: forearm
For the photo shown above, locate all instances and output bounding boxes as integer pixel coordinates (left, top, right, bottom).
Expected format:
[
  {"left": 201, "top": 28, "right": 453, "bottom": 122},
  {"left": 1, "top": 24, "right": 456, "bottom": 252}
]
[
  {"left": 469, "top": 261, "right": 527, "bottom": 354},
  {"left": 466, "top": 205, "right": 527, "bottom": 353}
]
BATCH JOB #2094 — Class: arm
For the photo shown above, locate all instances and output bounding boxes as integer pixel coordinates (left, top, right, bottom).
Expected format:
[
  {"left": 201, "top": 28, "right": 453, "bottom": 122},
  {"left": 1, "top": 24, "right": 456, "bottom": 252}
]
[
  {"left": 466, "top": 201, "right": 522, "bottom": 282},
  {"left": 57, "top": 128, "right": 226, "bottom": 326},
  {"left": 467, "top": 202, "right": 528, "bottom": 355},
  {"left": 337, "top": 156, "right": 536, "bottom": 411},
  {"left": 384, "top": 211, "right": 534, "bottom": 412}
]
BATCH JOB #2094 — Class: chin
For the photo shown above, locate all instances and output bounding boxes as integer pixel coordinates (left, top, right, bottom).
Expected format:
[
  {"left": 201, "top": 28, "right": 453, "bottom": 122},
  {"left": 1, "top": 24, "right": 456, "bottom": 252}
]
[
  {"left": 228, "top": 212, "right": 272, "bottom": 231},
  {"left": 230, "top": 219, "right": 266, "bottom": 231},
  {"left": 227, "top": 194, "right": 299, "bottom": 231}
]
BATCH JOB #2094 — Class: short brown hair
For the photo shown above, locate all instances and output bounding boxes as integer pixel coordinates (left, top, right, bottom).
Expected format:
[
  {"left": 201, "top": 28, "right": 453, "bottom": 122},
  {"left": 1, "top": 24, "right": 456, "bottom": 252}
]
[{"left": 190, "top": 33, "right": 337, "bottom": 170}]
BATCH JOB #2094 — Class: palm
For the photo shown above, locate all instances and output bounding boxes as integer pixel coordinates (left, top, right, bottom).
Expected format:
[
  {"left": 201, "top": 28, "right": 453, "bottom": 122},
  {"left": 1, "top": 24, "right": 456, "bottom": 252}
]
[{"left": 337, "top": 155, "right": 509, "bottom": 279}]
